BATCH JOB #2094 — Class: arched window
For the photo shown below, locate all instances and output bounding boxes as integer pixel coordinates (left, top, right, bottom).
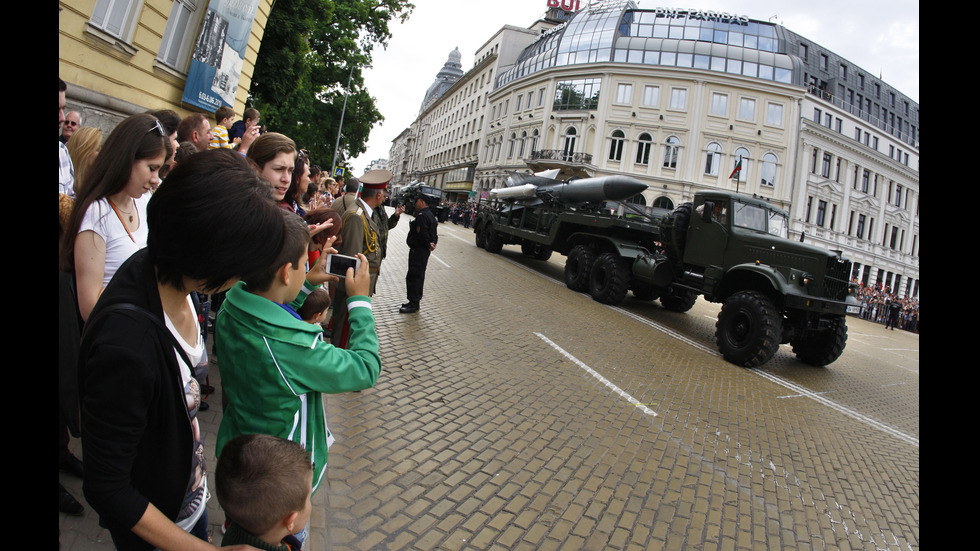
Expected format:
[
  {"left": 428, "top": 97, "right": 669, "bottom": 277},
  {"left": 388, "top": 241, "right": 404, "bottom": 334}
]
[
  {"left": 662, "top": 136, "right": 680, "bottom": 168},
  {"left": 653, "top": 196, "right": 674, "bottom": 209},
  {"left": 609, "top": 130, "right": 625, "bottom": 161},
  {"left": 530, "top": 129, "right": 539, "bottom": 153},
  {"left": 704, "top": 142, "right": 722, "bottom": 176},
  {"left": 562, "top": 126, "right": 577, "bottom": 161},
  {"left": 731, "top": 147, "right": 750, "bottom": 182},
  {"left": 518, "top": 131, "right": 528, "bottom": 158},
  {"left": 508, "top": 133, "right": 517, "bottom": 158},
  {"left": 761, "top": 153, "right": 777, "bottom": 187},
  {"left": 635, "top": 132, "right": 652, "bottom": 164}
]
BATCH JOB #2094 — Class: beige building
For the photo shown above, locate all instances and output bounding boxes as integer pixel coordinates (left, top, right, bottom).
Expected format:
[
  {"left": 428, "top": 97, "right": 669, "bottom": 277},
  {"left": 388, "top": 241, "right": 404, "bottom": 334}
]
[
  {"left": 390, "top": 1, "right": 918, "bottom": 297},
  {"left": 59, "top": 0, "right": 274, "bottom": 132}
]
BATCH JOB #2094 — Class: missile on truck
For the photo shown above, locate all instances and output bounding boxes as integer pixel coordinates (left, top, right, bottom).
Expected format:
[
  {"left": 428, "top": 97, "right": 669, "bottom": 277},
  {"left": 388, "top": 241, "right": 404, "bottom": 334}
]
[{"left": 473, "top": 171, "right": 859, "bottom": 368}]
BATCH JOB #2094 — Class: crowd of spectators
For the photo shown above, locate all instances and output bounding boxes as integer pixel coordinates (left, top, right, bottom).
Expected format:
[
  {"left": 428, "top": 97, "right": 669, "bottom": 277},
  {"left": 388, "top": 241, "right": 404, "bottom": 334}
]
[
  {"left": 446, "top": 201, "right": 476, "bottom": 228},
  {"left": 854, "top": 283, "right": 919, "bottom": 333}
]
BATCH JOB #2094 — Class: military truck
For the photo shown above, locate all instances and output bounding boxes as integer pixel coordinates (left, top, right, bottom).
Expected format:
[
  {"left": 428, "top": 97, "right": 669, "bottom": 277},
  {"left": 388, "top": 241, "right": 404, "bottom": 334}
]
[
  {"left": 473, "top": 174, "right": 859, "bottom": 367},
  {"left": 392, "top": 182, "right": 449, "bottom": 221}
]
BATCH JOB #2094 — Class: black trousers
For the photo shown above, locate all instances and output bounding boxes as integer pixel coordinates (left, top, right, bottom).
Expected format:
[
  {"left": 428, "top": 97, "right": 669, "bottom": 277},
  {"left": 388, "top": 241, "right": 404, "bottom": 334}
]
[{"left": 406, "top": 247, "right": 431, "bottom": 303}]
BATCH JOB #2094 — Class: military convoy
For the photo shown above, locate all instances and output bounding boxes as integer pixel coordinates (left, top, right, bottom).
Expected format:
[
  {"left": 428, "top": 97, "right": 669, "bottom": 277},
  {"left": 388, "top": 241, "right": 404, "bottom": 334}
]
[{"left": 473, "top": 171, "right": 860, "bottom": 368}]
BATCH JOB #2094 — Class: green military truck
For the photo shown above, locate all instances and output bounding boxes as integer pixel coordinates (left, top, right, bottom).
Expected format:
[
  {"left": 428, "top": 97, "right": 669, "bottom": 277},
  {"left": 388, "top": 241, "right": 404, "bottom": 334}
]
[{"left": 473, "top": 178, "right": 859, "bottom": 368}]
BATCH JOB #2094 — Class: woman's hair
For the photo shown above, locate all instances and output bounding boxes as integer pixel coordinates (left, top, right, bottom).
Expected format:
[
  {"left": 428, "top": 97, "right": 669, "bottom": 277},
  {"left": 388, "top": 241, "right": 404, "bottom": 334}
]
[
  {"left": 173, "top": 141, "right": 198, "bottom": 164},
  {"left": 245, "top": 131, "right": 296, "bottom": 172},
  {"left": 147, "top": 149, "right": 286, "bottom": 293},
  {"left": 285, "top": 150, "right": 309, "bottom": 206},
  {"left": 304, "top": 207, "right": 342, "bottom": 246},
  {"left": 65, "top": 126, "right": 103, "bottom": 194},
  {"left": 59, "top": 113, "right": 172, "bottom": 273}
]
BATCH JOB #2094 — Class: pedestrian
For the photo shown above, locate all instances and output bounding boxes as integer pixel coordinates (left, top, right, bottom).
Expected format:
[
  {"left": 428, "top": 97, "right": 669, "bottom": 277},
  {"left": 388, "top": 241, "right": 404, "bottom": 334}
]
[
  {"left": 400, "top": 192, "right": 439, "bottom": 314},
  {"left": 215, "top": 434, "right": 313, "bottom": 550},
  {"left": 886, "top": 297, "right": 901, "bottom": 330},
  {"left": 209, "top": 105, "right": 235, "bottom": 149},
  {"left": 65, "top": 126, "right": 103, "bottom": 195},
  {"left": 330, "top": 175, "right": 388, "bottom": 347},
  {"left": 77, "top": 149, "right": 283, "bottom": 551}
]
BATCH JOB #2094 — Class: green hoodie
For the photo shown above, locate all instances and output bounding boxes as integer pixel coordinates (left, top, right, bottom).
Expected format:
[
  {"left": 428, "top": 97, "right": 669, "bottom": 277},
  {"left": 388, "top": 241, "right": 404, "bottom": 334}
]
[{"left": 214, "top": 280, "right": 381, "bottom": 493}]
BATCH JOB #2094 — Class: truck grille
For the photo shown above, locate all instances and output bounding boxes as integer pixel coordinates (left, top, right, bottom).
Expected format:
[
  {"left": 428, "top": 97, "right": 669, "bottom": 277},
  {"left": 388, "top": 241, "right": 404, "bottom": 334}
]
[{"left": 823, "top": 257, "right": 851, "bottom": 301}]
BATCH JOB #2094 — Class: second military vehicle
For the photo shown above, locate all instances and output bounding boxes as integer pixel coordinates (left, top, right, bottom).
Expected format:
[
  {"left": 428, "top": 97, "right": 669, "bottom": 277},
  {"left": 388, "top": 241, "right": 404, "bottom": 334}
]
[{"left": 473, "top": 171, "right": 859, "bottom": 368}]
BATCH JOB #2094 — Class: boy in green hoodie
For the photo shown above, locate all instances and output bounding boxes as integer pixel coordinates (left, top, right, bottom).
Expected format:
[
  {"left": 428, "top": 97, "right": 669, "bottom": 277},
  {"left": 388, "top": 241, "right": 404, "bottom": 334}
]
[{"left": 215, "top": 212, "right": 380, "bottom": 508}]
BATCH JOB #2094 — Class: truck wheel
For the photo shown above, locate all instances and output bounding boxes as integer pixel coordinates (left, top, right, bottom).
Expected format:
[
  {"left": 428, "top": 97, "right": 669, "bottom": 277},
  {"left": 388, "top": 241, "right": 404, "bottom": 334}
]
[
  {"left": 631, "top": 281, "right": 660, "bottom": 301},
  {"left": 659, "top": 287, "right": 697, "bottom": 312},
  {"left": 485, "top": 227, "right": 504, "bottom": 254},
  {"left": 588, "top": 253, "right": 630, "bottom": 305},
  {"left": 716, "top": 291, "right": 782, "bottom": 367},
  {"left": 475, "top": 223, "right": 487, "bottom": 249},
  {"left": 564, "top": 245, "right": 595, "bottom": 292},
  {"left": 791, "top": 316, "right": 847, "bottom": 367}
]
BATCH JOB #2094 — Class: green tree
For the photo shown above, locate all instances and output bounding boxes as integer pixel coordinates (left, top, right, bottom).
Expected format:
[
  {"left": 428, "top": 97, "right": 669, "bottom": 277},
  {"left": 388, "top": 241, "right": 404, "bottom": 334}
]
[{"left": 249, "top": 0, "right": 414, "bottom": 172}]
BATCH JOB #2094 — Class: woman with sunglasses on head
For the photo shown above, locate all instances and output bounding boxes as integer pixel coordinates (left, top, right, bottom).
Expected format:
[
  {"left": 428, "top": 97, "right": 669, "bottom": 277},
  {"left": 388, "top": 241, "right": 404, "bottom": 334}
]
[{"left": 59, "top": 113, "right": 172, "bottom": 322}]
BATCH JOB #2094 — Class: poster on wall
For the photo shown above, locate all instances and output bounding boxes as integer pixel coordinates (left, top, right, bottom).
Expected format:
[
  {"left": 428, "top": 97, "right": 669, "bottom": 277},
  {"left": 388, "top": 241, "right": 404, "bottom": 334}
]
[{"left": 181, "top": 0, "right": 260, "bottom": 112}]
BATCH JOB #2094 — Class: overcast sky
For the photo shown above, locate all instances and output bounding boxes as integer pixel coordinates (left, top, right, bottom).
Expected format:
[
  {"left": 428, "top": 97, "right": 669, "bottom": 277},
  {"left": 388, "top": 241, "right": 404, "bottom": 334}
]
[{"left": 347, "top": 0, "right": 919, "bottom": 173}]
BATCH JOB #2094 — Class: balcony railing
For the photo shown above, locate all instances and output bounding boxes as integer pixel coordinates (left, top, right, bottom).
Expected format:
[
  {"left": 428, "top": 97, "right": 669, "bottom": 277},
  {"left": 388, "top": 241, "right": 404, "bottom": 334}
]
[{"left": 529, "top": 149, "right": 594, "bottom": 164}]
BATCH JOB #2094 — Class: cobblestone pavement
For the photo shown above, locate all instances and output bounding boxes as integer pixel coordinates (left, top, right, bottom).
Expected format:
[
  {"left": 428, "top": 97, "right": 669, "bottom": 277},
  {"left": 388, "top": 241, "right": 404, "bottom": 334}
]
[{"left": 60, "top": 208, "right": 919, "bottom": 551}]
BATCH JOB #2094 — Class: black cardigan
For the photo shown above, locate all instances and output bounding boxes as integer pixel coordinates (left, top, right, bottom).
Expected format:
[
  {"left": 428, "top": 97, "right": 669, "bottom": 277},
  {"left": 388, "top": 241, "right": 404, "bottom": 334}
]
[{"left": 78, "top": 249, "right": 194, "bottom": 551}]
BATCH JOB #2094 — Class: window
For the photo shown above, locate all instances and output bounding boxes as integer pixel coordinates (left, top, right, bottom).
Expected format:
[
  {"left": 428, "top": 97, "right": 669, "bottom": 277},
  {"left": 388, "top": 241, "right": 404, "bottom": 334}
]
[
  {"left": 554, "top": 78, "right": 601, "bottom": 111},
  {"left": 761, "top": 153, "right": 777, "bottom": 187},
  {"left": 616, "top": 83, "right": 633, "bottom": 104},
  {"left": 643, "top": 85, "right": 660, "bottom": 107},
  {"left": 518, "top": 131, "right": 527, "bottom": 158},
  {"left": 704, "top": 142, "right": 722, "bottom": 176},
  {"left": 856, "top": 214, "right": 866, "bottom": 239},
  {"left": 669, "top": 88, "right": 687, "bottom": 110},
  {"left": 821, "top": 153, "right": 831, "bottom": 178},
  {"left": 738, "top": 97, "right": 756, "bottom": 121},
  {"left": 663, "top": 136, "right": 680, "bottom": 168},
  {"left": 766, "top": 102, "right": 783, "bottom": 126},
  {"left": 89, "top": 0, "right": 142, "bottom": 41},
  {"left": 816, "top": 200, "right": 827, "bottom": 227},
  {"left": 562, "top": 127, "right": 577, "bottom": 161},
  {"left": 710, "top": 93, "right": 728, "bottom": 116},
  {"left": 608, "top": 130, "right": 625, "bottom": 162},
  {"left": 158, "top": 0, "right": 205, "bottom": 71},
  {"left": 507, "top": 133, "right": 516, "bottom": 158},
  {"left": 635, "top": 133, "right": 652, "bottom": 164},
  {"left": 731, "top": 147, "right": 749, "bottom": 182},
  {"left": 530, "top": 129, "right": 539, "bottom": 153}
]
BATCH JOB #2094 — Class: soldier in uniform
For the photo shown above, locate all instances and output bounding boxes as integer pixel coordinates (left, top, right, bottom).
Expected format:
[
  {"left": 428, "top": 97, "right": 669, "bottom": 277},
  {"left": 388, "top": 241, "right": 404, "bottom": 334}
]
[
  {"left": 330, "top": 173, "right": 388, "bottom": 347},
  {"left": 399, "top": 192, "right": 439, "bottom": 314}
]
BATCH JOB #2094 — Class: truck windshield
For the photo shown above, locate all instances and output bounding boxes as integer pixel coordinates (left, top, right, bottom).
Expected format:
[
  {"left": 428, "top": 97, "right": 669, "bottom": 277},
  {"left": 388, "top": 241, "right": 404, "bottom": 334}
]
[{"left": 732, "top": 201, "right": 788, "bottom": 238}]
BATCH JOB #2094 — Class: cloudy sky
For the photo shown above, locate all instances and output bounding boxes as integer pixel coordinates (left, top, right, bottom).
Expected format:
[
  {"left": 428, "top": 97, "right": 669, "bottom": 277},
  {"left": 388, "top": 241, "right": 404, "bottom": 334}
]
[{"left": 347, "top": 0, "right": 919, "bottom": 173}]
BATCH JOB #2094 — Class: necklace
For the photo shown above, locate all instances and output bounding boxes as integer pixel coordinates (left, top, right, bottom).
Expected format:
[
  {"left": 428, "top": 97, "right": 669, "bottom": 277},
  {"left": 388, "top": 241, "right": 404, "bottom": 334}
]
[
  {"left": 110, "top": 198, "right": 136, "bottom": 222},
  {"left": 107, "top": 198, "right": 137, "bottom": 243}
]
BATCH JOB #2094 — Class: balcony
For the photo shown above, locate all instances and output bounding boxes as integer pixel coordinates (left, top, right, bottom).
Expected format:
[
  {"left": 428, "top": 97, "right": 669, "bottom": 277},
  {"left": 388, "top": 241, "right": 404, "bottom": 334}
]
[{"left": 528, "top": 149, "right": 593, "bottom": 164}]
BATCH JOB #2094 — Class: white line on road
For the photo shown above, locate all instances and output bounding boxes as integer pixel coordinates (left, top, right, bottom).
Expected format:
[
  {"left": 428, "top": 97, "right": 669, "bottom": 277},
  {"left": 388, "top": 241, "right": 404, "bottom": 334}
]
[
  {"left": 535, "top": 332, "right": 658, "bottom": 418},
  {"left": 501, "top": 255, "right": 918, "bottom": 448}
]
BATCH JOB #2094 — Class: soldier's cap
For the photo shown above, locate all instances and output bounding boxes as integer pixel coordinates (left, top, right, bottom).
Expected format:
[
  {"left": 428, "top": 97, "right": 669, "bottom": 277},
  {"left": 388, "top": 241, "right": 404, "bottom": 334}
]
[
  {"left": 418, "top": 192, "right": 439, "bottom": 205},
  {"left": 359, "top": 169, "right": 393, "bottom": 190}
]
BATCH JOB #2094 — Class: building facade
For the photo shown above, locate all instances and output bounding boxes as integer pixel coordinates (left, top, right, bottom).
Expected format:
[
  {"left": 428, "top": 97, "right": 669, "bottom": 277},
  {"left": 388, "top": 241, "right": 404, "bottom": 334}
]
[
  {"left": 59, "top": 0, "right": 274, "bottom": 133},
  {"left": 391, "top": 1, "right": 919, "bottom": 297}
]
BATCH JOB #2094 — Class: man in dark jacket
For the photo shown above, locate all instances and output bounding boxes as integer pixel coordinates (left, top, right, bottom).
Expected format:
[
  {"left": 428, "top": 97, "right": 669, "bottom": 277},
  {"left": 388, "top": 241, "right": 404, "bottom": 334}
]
[{"left": 400, "top": 193, "right": 439, "bottom": 314}]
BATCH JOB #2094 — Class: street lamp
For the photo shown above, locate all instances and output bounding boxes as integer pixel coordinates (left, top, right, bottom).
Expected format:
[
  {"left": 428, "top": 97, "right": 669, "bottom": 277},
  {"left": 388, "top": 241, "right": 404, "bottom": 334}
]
[{"left": 330, "top": 64, "right": 354, "bottom": 179}]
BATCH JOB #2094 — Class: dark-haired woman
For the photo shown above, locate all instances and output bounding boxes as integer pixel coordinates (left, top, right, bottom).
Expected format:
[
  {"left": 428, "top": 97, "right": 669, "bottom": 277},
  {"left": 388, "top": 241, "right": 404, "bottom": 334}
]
[
  {"left": 79, "top": 149, "right": 282, "bottom": 551},
  {"left": 59, "top": 113, "right": 173, "bottom": 322}
]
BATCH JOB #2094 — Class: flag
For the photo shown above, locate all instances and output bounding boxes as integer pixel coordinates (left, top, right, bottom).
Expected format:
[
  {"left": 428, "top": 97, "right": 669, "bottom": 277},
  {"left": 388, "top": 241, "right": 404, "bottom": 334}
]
[{"left": 729, "top": 157, "right": 743, "bottom": 179}]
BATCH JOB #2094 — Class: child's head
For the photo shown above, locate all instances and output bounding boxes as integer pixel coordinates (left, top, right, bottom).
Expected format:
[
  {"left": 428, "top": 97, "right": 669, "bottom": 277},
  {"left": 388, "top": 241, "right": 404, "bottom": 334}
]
[
  {"left": 242, "top": 212, "right": 310, "bottom": 294},
  {"left": 297, "top": 286, "right": 331, "bottom": 324},
  {"left": 243, "top": 107, "right": 261, "bottom": 126},
  {"left": 215, "top": 105, "right": 235, "bottom": 127},
  {"left": 215, "top": 434, "right": 313, "bottom": 539}
]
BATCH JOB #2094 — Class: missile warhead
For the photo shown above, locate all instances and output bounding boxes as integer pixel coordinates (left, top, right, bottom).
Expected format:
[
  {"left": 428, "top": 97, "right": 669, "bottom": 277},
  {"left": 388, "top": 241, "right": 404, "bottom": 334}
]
[
  {"left": 538, "top": 175, "right": 648, "bottom": 203},
  {"left": 490, "top": 183, "right": 538, "bottom": 199}
]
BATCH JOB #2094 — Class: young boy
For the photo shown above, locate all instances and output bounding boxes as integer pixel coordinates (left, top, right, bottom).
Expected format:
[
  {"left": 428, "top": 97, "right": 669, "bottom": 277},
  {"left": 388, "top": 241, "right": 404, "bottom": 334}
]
[
  {"left": 296, "top": 286, "right": 330, "bottom": 327},
  {"left": 210, "top": 105, "right": 235, "bottom": 149},
  {"left": 215, "top": 212, "right": 380, "bottom": 506},
  {"left": 216, "top": 434, "right": 312, "bottom": 550},
  {"left": 229, "top": 107, "right": 260, "bottom": 143}
]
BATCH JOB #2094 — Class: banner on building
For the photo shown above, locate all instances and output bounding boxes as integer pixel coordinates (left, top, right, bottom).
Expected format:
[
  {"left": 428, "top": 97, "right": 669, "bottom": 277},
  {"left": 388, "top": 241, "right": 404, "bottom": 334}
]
[{"left": 181, "top": 0, "right": 261, "bottom": 112}]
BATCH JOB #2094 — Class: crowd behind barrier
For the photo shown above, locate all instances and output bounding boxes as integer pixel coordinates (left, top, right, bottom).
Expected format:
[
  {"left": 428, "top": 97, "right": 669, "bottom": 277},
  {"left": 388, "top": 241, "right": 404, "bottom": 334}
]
[{"left": 854, "top": 283, "right": 919, "bottom": 333}]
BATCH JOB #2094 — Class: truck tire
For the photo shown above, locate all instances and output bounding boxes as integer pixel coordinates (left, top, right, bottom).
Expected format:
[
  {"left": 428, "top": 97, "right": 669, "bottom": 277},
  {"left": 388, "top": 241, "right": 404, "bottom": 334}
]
[
  {"left": 485, "top": 227, "right": 504, "bottom": 254},
  {"left": 662, "top": 202, "right": 692, "bottom": 260},
  {"left": 659, "top": 287, "right": 697, "bottom": 312},
  {"left": 588, "top": 252, "right": 630, "bottom": 305},
  {"left": 564, "top": 245, "right": 595, "bottom": 292},
  {"left": 716, "top": 291, "right": 782, "bottom": 367},
  {"left": 631, "top": 281, "right": 660, "bottom": 301},
  {"left": 791, "top": 316, "right": 847, "bottom": 367},
  {"left": 475, "top": 223, "right": 487, "bottom": 249}
]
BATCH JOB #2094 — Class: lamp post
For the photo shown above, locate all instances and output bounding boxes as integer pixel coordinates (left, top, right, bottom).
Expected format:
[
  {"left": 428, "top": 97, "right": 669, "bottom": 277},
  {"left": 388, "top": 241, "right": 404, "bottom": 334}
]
[{"left": 330, "top": 64, "right": 355, "bottom": 179}]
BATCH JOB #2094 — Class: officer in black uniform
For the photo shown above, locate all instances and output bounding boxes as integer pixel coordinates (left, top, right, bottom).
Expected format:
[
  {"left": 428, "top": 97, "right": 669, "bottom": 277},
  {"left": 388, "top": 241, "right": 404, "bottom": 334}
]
[{"left": 400, "top": 192, "right": 439, "bottom": 314}]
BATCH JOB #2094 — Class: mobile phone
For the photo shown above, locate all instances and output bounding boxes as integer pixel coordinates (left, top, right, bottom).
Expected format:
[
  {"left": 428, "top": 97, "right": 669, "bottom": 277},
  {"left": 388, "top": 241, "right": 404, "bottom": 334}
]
[{"left": 325, "top": 254, "right": 360, "bottom": 278}]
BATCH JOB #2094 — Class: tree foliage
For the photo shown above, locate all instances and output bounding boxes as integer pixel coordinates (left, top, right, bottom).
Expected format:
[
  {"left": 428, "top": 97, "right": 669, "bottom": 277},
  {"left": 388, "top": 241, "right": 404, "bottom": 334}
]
[{"left": 249, "top": 0, "right": 414, "bottom": 172}]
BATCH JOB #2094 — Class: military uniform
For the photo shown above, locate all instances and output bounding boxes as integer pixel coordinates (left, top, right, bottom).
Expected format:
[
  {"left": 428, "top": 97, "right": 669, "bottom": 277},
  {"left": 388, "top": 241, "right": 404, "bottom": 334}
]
[{"left": 400, "top": 194, "right": 439, "bottom": 314}]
